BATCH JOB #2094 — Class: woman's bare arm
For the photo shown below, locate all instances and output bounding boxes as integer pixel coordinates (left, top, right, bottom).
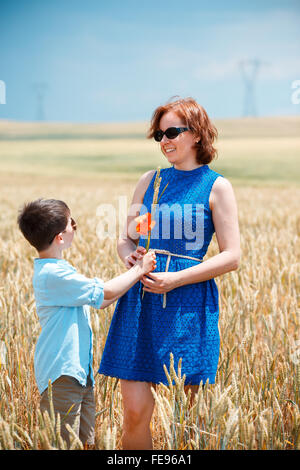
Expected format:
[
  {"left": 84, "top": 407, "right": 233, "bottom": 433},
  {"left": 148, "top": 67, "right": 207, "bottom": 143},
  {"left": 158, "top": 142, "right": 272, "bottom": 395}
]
[
  {"left": 141, "top": 177, "right": 241, "bottom": 293},
  {"left": 100, "top": 171, "right": 156, "bottom": 308},
  {"left": 174, "top": 176, "right": 241, "bottom": 286},
  {"left": 117, "top": 170, "right": 156, "bottom": 266}
]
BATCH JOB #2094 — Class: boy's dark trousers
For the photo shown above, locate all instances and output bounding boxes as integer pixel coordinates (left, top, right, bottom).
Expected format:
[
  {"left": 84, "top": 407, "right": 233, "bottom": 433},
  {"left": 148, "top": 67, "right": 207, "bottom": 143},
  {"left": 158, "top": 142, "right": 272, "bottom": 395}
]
[{"left": 40, "top": 374, "right": 95, "bottom": 448}]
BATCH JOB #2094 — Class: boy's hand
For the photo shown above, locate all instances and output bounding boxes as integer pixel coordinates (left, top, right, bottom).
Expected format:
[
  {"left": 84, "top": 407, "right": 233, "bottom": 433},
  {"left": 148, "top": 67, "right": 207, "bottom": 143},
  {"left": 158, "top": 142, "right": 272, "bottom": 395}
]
[
  {"left": 136, "top": 250, "right": 157, "bottom": 275},
  {"left": 124, "top": 246, "right": 147, "bottom": 269}
]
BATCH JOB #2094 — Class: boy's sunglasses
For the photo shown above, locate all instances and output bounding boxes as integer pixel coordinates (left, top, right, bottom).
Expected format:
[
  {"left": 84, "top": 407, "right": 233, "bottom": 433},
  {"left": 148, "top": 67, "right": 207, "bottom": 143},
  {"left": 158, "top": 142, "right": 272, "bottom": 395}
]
[
  {"left": 69, "top": 217, "right": 77, "bottom": 231},
  {"left": 154, "top": 127, "right": 189, "bottom": 142},
  {"left": 48, "top": 217, "right": 77, "bottom": 245}
]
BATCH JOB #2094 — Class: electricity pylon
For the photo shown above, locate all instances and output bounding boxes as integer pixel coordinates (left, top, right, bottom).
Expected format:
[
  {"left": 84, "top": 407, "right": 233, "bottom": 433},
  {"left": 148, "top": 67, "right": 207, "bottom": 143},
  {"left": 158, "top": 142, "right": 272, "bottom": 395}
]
[
  {"left": 33, "top": 82, "right": 48, "bottom": 121},
  {"left": 239, "top": 59, "right": 267, "bottom": 117}
]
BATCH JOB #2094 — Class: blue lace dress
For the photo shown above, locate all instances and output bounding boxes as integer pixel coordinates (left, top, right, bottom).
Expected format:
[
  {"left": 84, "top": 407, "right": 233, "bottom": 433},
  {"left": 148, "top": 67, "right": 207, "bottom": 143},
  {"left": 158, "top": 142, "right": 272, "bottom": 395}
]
[{"left": 98, "top": 164, "right": 224, "bottom": 385}]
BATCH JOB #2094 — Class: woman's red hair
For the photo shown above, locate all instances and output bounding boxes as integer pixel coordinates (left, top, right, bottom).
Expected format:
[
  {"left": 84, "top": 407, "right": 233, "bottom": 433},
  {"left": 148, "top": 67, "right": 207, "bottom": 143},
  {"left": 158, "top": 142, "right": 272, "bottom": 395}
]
[{"left": 147, "top": 97, "right": 218, "bottom": 164}]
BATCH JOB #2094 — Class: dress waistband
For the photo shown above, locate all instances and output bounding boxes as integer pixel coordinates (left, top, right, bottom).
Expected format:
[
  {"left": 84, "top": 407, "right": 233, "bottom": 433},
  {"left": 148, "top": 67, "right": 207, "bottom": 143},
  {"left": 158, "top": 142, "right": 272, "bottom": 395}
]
[{"left": 148, "top": 249, "right": 203, "bottom": 308}]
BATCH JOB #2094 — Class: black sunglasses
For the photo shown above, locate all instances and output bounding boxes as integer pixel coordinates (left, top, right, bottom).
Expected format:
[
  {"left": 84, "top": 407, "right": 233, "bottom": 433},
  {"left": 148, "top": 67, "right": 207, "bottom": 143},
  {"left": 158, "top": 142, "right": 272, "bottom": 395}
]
[
  {"left": 154, "top": 127, "right": 189, "bottom": 142},
  {"left": 48, "top": 217, "right": 77, "bottom": 245}
]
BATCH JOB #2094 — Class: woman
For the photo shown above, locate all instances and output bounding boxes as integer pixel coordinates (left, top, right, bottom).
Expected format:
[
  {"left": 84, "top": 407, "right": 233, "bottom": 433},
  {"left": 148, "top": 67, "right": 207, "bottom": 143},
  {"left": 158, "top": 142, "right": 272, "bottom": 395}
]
[{"left": 99, "top": 97, "right": 241, "bottom": 450}]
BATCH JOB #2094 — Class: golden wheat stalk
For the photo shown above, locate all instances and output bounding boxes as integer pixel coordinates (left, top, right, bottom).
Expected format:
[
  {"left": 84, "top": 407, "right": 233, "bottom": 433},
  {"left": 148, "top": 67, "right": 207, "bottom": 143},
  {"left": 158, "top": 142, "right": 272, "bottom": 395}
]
[{"left": 0, "top": 173, "right": 299, "bottom": 450}]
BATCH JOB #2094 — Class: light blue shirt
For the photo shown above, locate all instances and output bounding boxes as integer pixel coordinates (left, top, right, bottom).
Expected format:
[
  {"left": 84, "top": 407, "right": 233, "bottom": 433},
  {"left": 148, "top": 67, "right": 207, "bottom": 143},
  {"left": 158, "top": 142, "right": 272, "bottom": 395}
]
[{"left": 33, "top": 258, "right": 104, "bottom": 394}]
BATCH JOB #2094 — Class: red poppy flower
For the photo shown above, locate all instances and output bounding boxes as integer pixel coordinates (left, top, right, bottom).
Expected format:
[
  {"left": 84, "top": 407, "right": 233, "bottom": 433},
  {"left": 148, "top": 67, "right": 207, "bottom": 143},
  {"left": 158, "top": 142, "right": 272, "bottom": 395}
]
[{"left": 135, "top": 213, "right": 156, "bottom": 236}]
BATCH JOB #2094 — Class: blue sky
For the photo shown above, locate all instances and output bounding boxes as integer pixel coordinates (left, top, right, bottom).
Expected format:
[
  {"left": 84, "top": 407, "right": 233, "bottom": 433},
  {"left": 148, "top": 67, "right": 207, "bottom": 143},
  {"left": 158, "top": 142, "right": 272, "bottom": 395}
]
[{"left": 0, "top": 0, "right": 300, "bottom": 122}]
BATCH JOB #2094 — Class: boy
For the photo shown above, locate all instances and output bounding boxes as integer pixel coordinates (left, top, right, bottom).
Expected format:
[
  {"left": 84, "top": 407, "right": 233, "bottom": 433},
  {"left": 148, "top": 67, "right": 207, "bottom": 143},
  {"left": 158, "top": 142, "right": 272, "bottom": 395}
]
[{"left": 17, "top": 198, "right": 155, "bottom": 448}]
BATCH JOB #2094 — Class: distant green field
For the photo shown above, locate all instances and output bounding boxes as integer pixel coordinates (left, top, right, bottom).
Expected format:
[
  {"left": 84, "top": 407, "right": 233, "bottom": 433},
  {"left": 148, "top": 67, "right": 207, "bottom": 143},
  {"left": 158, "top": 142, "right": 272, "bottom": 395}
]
[{"left": 0, "top": 116, "right": 299, "bottom": 185}]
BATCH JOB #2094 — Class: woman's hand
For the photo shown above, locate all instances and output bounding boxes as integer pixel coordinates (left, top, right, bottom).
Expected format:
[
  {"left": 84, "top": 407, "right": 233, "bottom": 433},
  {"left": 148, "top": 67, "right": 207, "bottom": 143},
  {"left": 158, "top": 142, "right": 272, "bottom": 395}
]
[
  {"left": 141, "top": 271, "right": 180, "bottom": 294},
  {"left": 124, "top": 246, "right": 147, "bottom": 269}
]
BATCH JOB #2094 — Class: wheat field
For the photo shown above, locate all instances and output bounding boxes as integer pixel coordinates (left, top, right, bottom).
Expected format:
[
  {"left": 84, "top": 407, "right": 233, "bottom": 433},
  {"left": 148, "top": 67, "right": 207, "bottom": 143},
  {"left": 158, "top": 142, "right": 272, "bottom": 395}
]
[{"left": 0, "top": 117, "right": 299, "bottom": 450}]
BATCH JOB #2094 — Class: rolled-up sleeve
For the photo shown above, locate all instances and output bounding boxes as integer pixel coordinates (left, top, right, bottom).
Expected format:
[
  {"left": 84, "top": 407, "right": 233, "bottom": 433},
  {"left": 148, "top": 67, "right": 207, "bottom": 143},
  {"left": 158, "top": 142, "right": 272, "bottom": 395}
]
[{"left": 45, "top": 265, "right": 104, "bottom": 308}]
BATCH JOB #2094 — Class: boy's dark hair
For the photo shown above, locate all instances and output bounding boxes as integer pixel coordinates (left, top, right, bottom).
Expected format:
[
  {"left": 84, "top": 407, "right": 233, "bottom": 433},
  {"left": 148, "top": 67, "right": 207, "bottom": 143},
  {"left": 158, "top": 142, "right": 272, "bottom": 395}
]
[{"left": 17, "top": 198, "right": 70, "bottom": 252}]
